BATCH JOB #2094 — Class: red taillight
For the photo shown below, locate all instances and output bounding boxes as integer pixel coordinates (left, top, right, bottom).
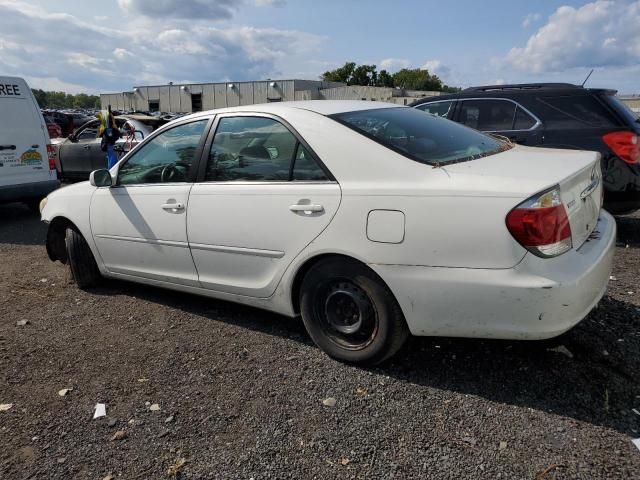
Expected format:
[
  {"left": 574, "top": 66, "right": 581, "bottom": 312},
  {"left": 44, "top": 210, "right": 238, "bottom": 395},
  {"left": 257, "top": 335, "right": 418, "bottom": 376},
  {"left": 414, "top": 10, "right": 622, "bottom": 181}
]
[
  {"left": 46, "top": 144, "right": 56, "bottom": 170},
  {"left": 506, "top": 186, "right": 572, "bottom": 258},
  {"left": 603, "top": 131, "right": 639, "bottom": 164}
]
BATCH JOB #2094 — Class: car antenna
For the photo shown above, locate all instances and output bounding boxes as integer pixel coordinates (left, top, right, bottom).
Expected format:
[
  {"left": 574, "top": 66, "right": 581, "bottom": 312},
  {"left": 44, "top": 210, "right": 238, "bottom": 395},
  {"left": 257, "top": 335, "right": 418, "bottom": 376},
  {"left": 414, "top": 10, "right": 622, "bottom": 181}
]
[{"left": 581, "top": 69, "right": 594, "bottom": 87}]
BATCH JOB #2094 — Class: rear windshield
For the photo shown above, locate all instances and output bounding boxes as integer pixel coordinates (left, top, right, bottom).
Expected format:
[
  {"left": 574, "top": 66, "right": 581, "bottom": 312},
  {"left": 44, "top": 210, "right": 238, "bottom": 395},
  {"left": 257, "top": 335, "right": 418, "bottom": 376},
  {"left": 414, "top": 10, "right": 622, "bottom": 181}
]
[
  {"left": 606, "top": 96, "right": 640, "bottom": 125},
  {"left": 331, "top": 107, "right": 511, "bottom": 166}
]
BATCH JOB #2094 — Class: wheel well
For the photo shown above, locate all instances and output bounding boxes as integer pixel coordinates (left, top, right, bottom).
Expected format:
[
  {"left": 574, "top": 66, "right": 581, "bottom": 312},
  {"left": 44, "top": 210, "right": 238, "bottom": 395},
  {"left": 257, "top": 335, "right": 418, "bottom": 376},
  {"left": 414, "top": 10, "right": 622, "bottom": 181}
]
[
  {"left": 46, "top": 216, "right": 77, "bottom": 264},
  {"left": 290, "top": 253, "right": 390, "bottom": 315}
]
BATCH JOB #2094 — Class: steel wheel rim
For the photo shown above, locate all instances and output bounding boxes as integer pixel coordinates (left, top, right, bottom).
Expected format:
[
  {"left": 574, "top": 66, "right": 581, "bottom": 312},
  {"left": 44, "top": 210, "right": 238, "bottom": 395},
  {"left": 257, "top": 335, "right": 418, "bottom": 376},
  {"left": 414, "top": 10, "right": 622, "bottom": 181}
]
[{"left": 314, "top": 279, "right": 378, "bottom": 350}]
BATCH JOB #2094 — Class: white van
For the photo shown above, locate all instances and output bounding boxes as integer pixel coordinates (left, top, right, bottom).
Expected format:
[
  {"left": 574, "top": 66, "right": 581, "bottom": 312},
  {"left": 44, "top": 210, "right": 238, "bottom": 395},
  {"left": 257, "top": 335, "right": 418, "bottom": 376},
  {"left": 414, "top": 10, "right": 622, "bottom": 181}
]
[{"left": 0, "top": 76, "right": 59, "bottom": 210}]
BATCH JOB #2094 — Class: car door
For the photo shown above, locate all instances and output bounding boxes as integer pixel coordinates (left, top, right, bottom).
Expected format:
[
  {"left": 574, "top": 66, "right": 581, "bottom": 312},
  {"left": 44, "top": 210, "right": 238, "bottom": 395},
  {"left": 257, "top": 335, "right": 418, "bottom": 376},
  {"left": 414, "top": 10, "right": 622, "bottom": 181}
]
[
  {"left": 90, "top": 118, "right": 211, "bottom": 286},
  {"left": 58, "top": 120, "right": 100, "bottom": 177},
  {"left": 187, "top": 114, "right": 341, "bottom": 298},
  {"left": 455, "top": 98, "right": 542, "bottom": 145}
]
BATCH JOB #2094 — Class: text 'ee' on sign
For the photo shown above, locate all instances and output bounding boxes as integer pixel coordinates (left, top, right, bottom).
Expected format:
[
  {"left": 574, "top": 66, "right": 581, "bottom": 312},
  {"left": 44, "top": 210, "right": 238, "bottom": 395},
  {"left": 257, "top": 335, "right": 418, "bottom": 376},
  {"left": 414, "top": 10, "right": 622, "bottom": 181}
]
[{"left": 0, "top": 84, "right": 22, "bottom": 96}]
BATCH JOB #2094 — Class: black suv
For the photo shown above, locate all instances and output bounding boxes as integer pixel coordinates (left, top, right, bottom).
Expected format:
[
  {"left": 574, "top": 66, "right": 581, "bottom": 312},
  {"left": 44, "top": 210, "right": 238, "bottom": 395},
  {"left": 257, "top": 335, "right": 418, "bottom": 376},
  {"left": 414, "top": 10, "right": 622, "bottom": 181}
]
[{"left": 410, "top": 83, "right": 640, "bottom": 215}]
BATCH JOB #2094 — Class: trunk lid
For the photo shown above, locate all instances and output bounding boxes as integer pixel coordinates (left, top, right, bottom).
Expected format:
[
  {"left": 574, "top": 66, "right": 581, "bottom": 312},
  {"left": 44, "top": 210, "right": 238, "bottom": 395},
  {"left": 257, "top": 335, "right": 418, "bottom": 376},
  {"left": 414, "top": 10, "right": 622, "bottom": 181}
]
[
  {"left": 558, "top": 158, "right": 602, "bottom": 249},
  {"left": 442, "top": 144, "right": 602, "bottom": 250}
]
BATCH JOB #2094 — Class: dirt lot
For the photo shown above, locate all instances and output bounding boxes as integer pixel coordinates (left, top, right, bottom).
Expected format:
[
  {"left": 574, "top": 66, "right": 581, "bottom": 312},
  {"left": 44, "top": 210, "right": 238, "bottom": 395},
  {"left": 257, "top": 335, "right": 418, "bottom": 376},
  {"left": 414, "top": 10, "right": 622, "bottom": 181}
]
[{"left": 1, "top": 203, "right": 640, "bottom": 479}]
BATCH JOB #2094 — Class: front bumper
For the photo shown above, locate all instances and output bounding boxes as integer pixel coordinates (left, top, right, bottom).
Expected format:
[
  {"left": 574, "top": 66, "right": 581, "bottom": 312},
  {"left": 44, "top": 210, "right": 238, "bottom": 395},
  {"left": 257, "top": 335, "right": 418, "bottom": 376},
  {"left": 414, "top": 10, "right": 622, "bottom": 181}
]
[{"left": 371, "top": 211, "right": 616, "bottom": 339}]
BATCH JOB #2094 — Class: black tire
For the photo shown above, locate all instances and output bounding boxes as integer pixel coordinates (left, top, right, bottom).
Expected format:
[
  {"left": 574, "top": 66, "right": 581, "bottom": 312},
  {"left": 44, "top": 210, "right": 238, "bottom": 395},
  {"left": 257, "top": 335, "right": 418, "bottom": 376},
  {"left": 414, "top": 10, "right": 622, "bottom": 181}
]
[
  {"left": 65, "top": 227, "right": 101, "bottom": 289},
  {"left": 300, "top": 257, "right": 409, "bottom": 365}
]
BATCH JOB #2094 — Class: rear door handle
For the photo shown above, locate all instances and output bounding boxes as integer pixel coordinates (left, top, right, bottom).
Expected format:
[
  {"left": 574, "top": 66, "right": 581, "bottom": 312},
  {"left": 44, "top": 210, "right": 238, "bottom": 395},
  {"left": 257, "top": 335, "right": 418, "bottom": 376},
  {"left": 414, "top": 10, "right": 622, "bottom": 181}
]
[
  {"left": 161, "top": 202, "right": 185, "bottom": 212},
  {"left": 0, "top": 145, "right": 16, "bottom": 151},
  {"left": 289, "top": 204, "right": 324, "bottom": 213},
  {"left": 82, "top": 145, "right": 91, "bottom": 150}
]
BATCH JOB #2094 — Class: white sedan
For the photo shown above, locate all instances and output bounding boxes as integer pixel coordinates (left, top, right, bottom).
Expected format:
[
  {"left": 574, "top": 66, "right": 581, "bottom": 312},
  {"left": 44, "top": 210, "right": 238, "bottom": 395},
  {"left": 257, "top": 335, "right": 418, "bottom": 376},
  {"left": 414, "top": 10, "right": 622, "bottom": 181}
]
[{"left": 40, "top": 101, "right": 616, "bottom": 364}]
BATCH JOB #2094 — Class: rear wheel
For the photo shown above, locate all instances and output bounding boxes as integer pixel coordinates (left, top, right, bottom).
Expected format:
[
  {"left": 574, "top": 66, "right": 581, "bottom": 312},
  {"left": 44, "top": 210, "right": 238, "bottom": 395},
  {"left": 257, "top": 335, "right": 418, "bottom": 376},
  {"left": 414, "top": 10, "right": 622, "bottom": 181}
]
[
  {"left": 300, "top": 258, "right": 409, "bottom": 365},
  {"left": 65, "top": 227, "right": 101, "bottom": 289}
]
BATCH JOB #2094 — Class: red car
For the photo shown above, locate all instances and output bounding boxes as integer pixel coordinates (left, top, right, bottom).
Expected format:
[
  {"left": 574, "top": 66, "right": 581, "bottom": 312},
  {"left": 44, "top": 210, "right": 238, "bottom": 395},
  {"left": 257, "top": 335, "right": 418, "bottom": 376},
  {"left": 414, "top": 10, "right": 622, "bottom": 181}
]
[{"left": 46, "top": 122, "right": 62, "bottom": 139}]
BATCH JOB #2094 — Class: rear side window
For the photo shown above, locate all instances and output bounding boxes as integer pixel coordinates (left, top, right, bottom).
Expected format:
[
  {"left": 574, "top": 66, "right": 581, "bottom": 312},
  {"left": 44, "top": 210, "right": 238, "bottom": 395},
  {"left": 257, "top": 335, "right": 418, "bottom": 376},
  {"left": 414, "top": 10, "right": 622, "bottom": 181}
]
[
  {"left": 292, "top": 144, "right": 328, "bottom": 181},
  {"left": 537, "top": 95, "right": 619, "bottom": 128},
  {"left": 513, "top": 106, "right": 537, "bottom": 130},
  {"left": 459, "top": 99, "right": 516, "bottom": 131},
  {"left": 332, "top": 107, "right": 511, "bottom": 166},
  {"left": 207, "top": 117, "right": 296, "bottom": 181},
  {"left": 206, "top": 116, "right": 328, "bottom": 182}
]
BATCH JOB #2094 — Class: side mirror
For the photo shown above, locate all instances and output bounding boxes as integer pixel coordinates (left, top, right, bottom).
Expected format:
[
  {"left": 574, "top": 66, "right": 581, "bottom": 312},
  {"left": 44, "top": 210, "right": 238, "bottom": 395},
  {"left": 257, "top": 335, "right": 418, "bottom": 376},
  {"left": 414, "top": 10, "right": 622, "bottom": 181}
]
[
  {"left": 68, "top": 134, "right": 77, "bottom": 143},
  {"left": 90, "top": 169, "right": 113, "bottom": 187}
]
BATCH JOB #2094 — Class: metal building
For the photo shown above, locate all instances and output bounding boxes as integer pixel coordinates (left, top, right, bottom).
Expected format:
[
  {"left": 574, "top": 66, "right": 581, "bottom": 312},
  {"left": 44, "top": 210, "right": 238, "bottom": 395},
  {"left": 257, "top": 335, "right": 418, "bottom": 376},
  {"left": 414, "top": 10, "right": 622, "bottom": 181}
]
[{"left": 100, "top": 79, "right": 343, "bottom": 112}]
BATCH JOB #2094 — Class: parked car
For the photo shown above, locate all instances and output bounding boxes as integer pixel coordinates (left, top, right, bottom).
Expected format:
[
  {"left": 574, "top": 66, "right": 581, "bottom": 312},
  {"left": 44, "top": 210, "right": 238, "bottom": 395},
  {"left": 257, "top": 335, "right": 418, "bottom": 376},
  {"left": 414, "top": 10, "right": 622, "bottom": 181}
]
[
  {"left": 411, "top": 83, "right": 640, "bottom": 215},
  {"left": 67, "top": 112, "right": 94, "bottom": 128},
  {"left": 46, "top": 122, "right": 62, "bottom": 139},
  {"left": 42, "top": 110, "right": 75, "bottom": 137},
  {"left": 41, "top": 101, "right": 615, "bottom": 364},
  {"left": 0, "top": 75, "right": 59, "bottom": 210},
  {"left": 53, "top": 114, "right": 165, "bottom": 182}
]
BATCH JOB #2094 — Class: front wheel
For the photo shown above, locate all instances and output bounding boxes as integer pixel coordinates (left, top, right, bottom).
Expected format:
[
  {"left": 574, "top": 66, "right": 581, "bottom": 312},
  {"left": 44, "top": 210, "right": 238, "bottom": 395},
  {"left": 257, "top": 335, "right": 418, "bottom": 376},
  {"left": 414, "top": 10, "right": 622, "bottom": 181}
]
[
  {"left": 65, "top": 227, "right": 101, "bottom": 289},
  {"left": 300, "top": 258, "right": 409, "bottom": 365}
]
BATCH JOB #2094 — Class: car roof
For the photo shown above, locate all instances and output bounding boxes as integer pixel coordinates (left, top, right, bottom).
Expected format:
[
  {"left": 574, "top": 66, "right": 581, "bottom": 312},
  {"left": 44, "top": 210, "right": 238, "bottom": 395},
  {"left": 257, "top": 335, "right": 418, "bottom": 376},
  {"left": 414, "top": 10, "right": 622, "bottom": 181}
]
[
  {"left": 177, "top": 100, "right": 400, "bottom": 122},
  {"left": 409, "top": 83, "right": 618, "bottom": 106}
]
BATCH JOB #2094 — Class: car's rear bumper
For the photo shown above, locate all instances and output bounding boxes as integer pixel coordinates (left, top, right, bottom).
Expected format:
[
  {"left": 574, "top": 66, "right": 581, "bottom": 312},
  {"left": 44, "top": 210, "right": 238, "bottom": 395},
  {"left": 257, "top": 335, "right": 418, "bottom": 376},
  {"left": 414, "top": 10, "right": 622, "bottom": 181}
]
[
  {"left": 0, "top": 179, "right": 60, "bottom": 204},
  {"left": 370, "top": 210, "right": 616, "bottom": 339}
]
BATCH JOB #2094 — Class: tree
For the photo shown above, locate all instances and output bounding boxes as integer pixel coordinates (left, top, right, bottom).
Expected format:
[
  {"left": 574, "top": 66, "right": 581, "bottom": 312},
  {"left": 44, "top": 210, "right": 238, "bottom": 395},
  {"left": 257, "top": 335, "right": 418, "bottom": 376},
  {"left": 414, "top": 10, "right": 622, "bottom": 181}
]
[
  {"left": 391, "top": 68, "right": 443, "bottom": 91},
  {"left": 441, "top": 85, "right": 462, "bottom": 94},
  {"left": 351, "top": 64, "right": 378, "bottom": 86},
  {"left": 377, "top": 70, "right": 394, "bottom": 88},
  {"left": 322, "top": 62, "right": 356, "bottom": 84},
  {"left": 322, "top": 62, "right": 458, "bottom": 92},
  {"left": 30, "top": 89, "right": 100, "bottom": 109}
]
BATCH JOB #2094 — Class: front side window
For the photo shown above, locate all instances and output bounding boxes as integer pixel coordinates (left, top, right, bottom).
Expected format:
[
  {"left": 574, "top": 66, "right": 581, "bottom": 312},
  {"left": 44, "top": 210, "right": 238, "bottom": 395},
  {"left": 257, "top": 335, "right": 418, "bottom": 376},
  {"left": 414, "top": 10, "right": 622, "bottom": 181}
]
[
  {"left": 415, "top": 100, "right": 454, "bottom": 118},
  {"left": 332, "top": 107, "right": 511, "bottom": 166},
  {"left": 206, "top": 116, "right": 326, "bottom": 181},
  {"left": 76, "top": 121, "right": 99, "bottom": 140},
  {"left": 118, "top": 119, "right": 208, "bottom": 185}
]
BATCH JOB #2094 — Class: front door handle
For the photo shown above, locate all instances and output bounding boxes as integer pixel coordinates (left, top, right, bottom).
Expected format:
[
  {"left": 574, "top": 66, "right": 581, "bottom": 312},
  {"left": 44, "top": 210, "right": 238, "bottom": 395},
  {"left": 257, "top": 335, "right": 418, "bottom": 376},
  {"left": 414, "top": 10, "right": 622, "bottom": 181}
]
[
  {"left": 82, "top": 145, "right": 91, "bottom": 150},
  {"left": 161, "top": 202, "right": 185, "bottom": 212},
  {"left": 289, "top": 204, "right": 324, "bottom": 214},
  {"left": 0, "top": 145, "right": 16, "bottom": 151}
]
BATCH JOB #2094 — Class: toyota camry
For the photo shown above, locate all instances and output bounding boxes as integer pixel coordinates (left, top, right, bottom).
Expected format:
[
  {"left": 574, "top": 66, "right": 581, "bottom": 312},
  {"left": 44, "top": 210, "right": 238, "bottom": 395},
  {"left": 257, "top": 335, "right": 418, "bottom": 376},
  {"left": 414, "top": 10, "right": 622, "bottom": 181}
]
[{"left": 40, "top": 101, "right": 616, "bottom": 364}]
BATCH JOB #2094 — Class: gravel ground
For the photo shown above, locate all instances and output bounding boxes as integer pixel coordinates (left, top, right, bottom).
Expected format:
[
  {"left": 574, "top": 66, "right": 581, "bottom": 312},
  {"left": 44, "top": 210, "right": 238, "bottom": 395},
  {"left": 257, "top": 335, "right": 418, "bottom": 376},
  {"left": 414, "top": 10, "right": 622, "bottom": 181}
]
[{"left": 1, "top": 202, "right": 640, "bottom": 479}]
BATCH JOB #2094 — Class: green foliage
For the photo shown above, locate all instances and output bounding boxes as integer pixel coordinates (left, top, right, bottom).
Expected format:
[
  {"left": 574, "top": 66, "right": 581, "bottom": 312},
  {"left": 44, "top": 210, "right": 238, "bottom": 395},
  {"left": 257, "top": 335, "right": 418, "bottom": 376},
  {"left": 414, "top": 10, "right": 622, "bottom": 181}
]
[
  {"left": 377, "top": 70, "right": 394, "bottom": 88},
  {"left": 391, "top": 68, "right": 442, "bottom": 91},
  {"left": 351, "top": 64, "right": 378, "bottom": 86},
  {"left": 441, "top": 85, "right": 463, "bottom": 93},
  {"left": 31, "top": 89, "right": 100, "bottom": 109},
  {"left": 322, "top": 62, "right": 458, "bottom": 92},
  {"left": 322, "top": 62, "right": 356, "bottom": 84}
]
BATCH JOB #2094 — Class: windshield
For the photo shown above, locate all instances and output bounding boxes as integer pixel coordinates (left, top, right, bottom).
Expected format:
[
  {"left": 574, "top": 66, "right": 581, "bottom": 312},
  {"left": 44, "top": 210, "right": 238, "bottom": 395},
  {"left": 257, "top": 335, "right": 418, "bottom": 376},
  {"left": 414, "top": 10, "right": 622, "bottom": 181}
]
[
  {"left": 331, "top": 107, "right": 511, "bottom": 166},
  {"left": 606, "top": 96, "right": 640, "bottom": 124}
]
